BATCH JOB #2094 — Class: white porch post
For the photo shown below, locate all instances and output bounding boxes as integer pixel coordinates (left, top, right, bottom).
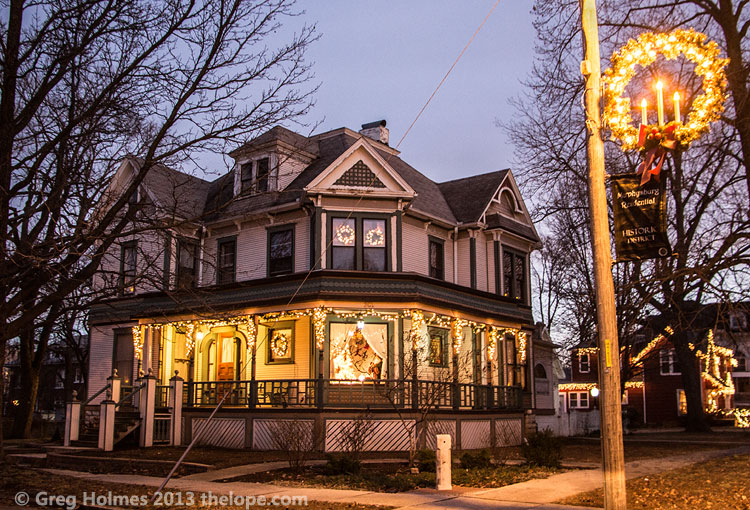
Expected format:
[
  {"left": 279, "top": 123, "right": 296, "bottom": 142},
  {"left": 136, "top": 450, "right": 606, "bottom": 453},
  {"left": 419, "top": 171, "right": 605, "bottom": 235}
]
[
  {"left": 64, "top": 394, "right": 81, "bottom": 446},
  {"left": 108, "top": 370, "right": 122, "bottom": 403},
  {"left": 98, "top": 396, "right": 116, "bottom": 451},
  {"left": 169, "top": 371, "right": 184, "bottom": 446},
  {"left": 140, "top": 369, "right": 156, "bottom": 447}
]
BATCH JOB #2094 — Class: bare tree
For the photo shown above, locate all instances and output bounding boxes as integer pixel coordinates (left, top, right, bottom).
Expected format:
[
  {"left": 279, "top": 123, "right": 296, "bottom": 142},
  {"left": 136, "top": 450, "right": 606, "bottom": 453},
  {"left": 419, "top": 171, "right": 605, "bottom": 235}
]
[
  {"left": 507, "top": 0, "right": 750, "bottom": 430},
  {"left": 0, "top": 0, "right": 318, "bottom": 446}
]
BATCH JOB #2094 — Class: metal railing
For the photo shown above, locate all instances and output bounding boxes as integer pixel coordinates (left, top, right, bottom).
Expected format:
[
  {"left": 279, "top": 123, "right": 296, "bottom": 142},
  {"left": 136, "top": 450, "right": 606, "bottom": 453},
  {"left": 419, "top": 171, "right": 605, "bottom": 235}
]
[{"left": 183, "top": 378, "right": 523, "bottom": 410}]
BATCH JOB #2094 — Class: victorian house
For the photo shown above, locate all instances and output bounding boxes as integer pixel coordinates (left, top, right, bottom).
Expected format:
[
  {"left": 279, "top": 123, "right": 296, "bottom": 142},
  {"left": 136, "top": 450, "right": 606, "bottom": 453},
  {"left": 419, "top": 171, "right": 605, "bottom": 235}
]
[{"left": 85, "top": 121, "right": 550, "bottom": 451}]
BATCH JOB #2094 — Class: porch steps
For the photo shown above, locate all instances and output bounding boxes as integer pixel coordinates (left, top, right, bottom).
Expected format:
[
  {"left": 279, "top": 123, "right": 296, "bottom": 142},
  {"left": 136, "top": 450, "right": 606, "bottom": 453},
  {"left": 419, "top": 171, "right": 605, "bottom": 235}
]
[
  {"left": 71, "top": 409, "right": 142, "bottom": 448},
  {"left": 113, "top": 411, "right": 141, "bottom": 445}
]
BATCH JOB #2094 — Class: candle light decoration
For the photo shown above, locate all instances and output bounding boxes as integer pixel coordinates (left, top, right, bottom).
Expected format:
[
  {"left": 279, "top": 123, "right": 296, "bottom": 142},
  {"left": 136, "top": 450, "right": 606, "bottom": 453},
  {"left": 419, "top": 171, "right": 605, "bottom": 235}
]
[
  {"left": 655, "top": 81, "right": 665, "bottom": 125},
  {"left": 641, "top": 99, "right": 648, "bottom": 125},
  {"left": 674, "top": 91, "right": 681, "bottom": 123},
  {"left": 603, "top": 28, "right": 728, "bottom": 151}
]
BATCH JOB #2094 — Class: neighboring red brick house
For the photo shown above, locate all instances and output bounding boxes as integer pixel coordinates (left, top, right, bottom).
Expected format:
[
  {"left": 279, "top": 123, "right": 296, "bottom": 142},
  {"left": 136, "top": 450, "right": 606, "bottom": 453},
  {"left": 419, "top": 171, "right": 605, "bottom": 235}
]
[{"left": 559, "top": 327, "right": 735, "bottom": 426}]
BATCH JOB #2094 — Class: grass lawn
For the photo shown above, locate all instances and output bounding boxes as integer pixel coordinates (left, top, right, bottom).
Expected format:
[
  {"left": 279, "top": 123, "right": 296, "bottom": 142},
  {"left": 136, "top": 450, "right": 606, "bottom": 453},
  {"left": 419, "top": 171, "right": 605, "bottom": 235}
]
[
  {"left": 560, "top": 437, "right": 734, "bottom": 464},
  {"left": 0, "top": 464, "right": 390, "bottom": 510},
  {"left": 560, "top": 453, "right": 750, "bottom": 510},
  {"left": 221, "top": 462, "right": 563, "bottom": 492}
]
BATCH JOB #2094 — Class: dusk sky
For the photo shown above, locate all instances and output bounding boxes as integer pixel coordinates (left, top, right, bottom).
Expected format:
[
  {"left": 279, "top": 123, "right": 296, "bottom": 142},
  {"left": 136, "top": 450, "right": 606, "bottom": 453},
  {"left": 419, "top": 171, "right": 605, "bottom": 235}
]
[{"left": 298, "top": 2, "right": 536, "bottom": 183}]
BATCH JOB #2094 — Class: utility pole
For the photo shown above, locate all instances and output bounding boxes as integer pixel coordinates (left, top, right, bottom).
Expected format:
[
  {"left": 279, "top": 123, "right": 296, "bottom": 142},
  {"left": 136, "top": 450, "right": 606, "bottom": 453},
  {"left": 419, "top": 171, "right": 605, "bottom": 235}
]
[{"left": 579, "top": 1, "right": 627, "bottom": 509}]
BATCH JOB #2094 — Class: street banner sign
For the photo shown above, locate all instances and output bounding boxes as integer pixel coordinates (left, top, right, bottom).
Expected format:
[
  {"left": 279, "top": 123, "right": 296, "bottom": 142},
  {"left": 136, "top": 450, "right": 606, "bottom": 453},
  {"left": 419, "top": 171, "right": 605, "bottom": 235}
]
[{"left": 611, "top": 172, "right": 671, "bottom": 261}]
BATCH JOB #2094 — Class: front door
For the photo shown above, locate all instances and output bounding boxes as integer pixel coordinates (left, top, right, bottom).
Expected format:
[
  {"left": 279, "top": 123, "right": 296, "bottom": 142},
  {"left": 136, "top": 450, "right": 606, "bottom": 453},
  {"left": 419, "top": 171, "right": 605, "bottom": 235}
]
[{"left": 217, "top": 334, "right": 236, "bottom": 401}]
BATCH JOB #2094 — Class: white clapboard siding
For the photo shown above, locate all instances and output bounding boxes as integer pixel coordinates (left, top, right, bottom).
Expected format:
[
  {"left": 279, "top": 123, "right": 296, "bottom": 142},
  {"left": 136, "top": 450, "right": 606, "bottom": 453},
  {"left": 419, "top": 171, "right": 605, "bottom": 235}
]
[
  {"left": 402, "top": 220, "right": 428, "bottom": 275},
  {"left": 456, "top": 237, "right": 471, "bottom": 288},
  {"left": 253, "top": 419, "right": 314, "bottom": 450},
  {"left": 325, "top": 419, "right": 414, "bottom": 452},
  {"left": 495, "top": 418, "right": 523, "bottom": 446},
  {"left": 426, "top": 420, "right": 457, "bottom": 450},
  {"left": 460, "top": 420, "right": 491, "bottom": 450},
  {"left": 88, "top": 325, "right": 116, "bottom": 402},
  {"left": 192, "top": 418, "right": 245, "bottom": 449},
  {"left": 236, "top": 223, "right": 266, "bottom": 281},
  {"left": 486, "top": 237, "right": 496, "bottom": 294}
]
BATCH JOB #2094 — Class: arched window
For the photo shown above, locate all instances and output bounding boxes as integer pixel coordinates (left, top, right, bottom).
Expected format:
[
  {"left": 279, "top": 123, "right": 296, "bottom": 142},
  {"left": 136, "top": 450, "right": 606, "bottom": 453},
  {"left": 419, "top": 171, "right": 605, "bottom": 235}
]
[{"left": 534, "top": 363, "right": 547, "bottom": 379}]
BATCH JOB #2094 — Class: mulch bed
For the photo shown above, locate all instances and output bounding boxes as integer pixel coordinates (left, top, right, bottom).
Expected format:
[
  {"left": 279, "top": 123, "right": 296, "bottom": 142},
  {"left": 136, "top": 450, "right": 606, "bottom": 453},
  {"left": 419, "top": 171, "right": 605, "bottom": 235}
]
[{"left": 222, "top": 462, "right": 562, "bottom": 492}]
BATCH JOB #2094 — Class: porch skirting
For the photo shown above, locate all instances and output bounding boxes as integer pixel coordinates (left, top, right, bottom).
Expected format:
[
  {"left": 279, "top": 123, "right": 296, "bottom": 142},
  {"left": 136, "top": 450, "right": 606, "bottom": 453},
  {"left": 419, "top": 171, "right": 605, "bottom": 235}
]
[{"left": 182, "top": 409, "right": 527, "bottom": 452}]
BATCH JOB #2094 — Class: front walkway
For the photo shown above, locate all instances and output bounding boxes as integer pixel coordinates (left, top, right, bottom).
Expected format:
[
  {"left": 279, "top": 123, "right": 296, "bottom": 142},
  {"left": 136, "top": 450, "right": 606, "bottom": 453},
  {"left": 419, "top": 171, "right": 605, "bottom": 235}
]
[{"left": 41, "top": 445, "right": 750, "bottom": 510}]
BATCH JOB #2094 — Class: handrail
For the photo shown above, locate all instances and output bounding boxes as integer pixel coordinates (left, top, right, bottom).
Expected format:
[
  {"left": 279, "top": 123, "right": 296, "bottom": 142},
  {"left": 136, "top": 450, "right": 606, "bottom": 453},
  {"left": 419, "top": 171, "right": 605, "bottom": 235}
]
[
  {"left": 81, "top": 383, "right": 111, "bottom": 406},
  {"left": 117, "top": 382, "right": 144, "bottom": 407}
]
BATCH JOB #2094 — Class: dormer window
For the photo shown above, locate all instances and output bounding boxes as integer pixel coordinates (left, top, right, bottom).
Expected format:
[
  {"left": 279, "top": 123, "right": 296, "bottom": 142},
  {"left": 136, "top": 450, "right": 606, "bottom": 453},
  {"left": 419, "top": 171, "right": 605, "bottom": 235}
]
[{"left": 240, "top": 157, "right": 271, "bottom": 194}]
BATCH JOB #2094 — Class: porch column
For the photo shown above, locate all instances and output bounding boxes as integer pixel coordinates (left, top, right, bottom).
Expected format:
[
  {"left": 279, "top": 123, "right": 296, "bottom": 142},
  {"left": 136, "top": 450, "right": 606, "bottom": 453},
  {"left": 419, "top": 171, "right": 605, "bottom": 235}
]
[
  {"left": 169, "top": 371, "right": 184, "bottom": 446},
  {"left": 108, "top": 371, "right": 122, "bottom": 403},
  {"left": 140, "top": 369, "right": 156, "bottom": 447},
  {"left": 142, "top": 327, "right": 152, "bottom": 374},
  {"left": 98, "top": 396, "right": 116, "bottom": 451},
  {"left": 64, "top": 394, "right": 81, "bottom": 446}
]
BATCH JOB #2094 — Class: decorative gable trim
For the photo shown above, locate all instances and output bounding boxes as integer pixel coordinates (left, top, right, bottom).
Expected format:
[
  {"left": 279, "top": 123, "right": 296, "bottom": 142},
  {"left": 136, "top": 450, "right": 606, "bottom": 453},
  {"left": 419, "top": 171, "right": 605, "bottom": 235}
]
[
  {"left": 304, "top": 138, "right": 415, "bottom": 199},
  {"left": 481, "top": 171, "right": 539, "bottom": 235},
  {"left": 333, "top": 160, "right": 386, "bottom": 188}
]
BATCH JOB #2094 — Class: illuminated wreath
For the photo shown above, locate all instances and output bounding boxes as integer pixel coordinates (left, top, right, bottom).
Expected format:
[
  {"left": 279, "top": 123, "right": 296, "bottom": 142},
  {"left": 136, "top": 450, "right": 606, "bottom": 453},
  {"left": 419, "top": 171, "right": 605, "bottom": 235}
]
[
  {"left": 365, "top": 226, "right": 384, "bottom": 247},
  {"left": 335, "top": 223, "right": 355, "bottom": 245},
  {"left": 270, "top": 331, "right": 289, "bottom": 358},
  {"left": 603, "top": 29, "right": 728, "bottom": 151}
]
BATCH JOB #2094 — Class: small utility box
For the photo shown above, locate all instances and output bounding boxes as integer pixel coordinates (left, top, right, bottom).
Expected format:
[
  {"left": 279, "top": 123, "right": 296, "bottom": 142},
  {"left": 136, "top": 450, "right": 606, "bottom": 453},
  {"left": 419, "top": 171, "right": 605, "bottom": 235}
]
[{"left": 435, "top": 433, "right": 451, "bottom": 490}]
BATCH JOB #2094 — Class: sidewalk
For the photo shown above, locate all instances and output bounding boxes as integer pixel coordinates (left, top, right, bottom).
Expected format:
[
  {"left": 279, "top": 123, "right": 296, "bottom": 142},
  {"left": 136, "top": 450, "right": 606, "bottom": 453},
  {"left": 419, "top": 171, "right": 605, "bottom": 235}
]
[{"left": 41, "top": 445, "right": 750, "bottom": 510}]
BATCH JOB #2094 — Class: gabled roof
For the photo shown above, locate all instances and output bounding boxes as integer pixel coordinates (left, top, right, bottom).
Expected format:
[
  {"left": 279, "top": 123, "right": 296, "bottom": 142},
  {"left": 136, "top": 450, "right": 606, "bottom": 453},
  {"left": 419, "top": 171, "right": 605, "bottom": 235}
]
[
  {"left": 229, "top": 125, "right": 319, "bottom": 158},
  {"left": 119, "top": 124, "right": 535, "bottom": 233},
  {"left": 132, "top": 158, "right": 211, "bottom": 221},
  {"left": 438, "top": 170, "right": 509, "bottom": 224}
]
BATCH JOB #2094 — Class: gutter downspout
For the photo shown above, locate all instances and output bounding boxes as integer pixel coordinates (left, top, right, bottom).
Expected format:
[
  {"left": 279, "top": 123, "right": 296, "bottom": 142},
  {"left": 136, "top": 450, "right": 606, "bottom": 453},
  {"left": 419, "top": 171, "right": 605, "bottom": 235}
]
[
  {"left": 197, "top": 226, "right": 206, "bottom": 286},
  {"left": 453, "top": 227, "right": 459, "bottom": 284}
]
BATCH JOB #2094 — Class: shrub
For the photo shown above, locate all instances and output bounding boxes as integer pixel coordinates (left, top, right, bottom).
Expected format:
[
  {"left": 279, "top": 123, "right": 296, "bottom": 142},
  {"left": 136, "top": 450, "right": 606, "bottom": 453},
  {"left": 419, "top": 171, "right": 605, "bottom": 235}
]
[
  {"left": 415, "top": 448, "right": 436, "bottom": 472},
  {"left": 459, "top": 449, "right": 492, "bottom": 469},
  {"left": 323, "top": 453, "right": 361, "bottom": 475},
  {"left": 521, "top": 429, "right": 562, "bottom": 468}
]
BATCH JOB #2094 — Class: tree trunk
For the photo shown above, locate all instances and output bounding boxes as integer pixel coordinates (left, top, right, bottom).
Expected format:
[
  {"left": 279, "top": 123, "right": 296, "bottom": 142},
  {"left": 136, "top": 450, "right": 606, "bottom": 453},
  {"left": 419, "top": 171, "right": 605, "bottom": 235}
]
[
  {"left": 673, "top": 332, "right": 710, "bottom": 432},
  {"left": 0, "top": 335, "right": 6, "bottom": 455}
]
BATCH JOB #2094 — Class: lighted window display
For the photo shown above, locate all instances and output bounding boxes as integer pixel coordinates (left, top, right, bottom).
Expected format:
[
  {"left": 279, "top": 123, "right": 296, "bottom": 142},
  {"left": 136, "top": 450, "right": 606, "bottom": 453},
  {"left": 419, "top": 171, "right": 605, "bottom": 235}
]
[
  {"left": 329, "top": 322, "right": 387, "bottom": 380},
  {"left": 428, "top": 327, "right": 447, "bottom": 366},
  {"left": 332, "top": 218, "right": 356, "bottom": 270},
  {"left": 363, "top": 219, "right": 386, "bottom": 271}
]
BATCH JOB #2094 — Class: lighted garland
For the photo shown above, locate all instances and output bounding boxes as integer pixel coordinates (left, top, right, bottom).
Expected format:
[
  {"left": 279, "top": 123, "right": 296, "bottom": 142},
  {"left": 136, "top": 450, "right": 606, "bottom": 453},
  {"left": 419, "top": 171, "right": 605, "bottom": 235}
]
[
  {"left": 487, "top": 327, "right": 497, "bottom": 360},
  {"left": 132, "top": 326, "right": 143, "bottom": 360},
  {"left": 335, "top": 223, "right": 355, "bottom": 245},
  {"left": 410, "top": 310, "right": 425, "bottom": 351},
  {"left": 186, "top": 323, "right": 195, "bottom": 357},
  {"left": 246, "top": 316, "right": 257, "bottom": 351},
  {"left": 517, "top": 331, "right": 528, "bottom": 363},
  {"left": 138, "top": 307, "right": 530, "bottom": 359},
  {"left": 603, "top": 29, "right": 728, "bottom": 150},
  {"left": 451, "top": 319, "right": 466, "bottom": 355},
  {"left": 312, "top": 307, "right": 327, "bottom": 350}
]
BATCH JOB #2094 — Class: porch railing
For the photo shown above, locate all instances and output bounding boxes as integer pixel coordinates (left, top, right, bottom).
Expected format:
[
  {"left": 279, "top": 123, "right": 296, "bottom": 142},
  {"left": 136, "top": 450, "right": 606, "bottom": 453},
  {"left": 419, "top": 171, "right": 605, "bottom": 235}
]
[
  {"left": 182, "top": 378, "right": 523, "bottom": 410},
  {"left": 156, "top": 385, "right": 170, "bottom": 409}
]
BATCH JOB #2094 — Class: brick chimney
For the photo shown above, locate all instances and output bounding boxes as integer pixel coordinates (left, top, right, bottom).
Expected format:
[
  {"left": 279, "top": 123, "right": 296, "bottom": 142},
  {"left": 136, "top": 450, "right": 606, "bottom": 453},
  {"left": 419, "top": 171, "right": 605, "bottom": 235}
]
[{"left": 359, "top": 120, "right": 389, "bottom": 145}]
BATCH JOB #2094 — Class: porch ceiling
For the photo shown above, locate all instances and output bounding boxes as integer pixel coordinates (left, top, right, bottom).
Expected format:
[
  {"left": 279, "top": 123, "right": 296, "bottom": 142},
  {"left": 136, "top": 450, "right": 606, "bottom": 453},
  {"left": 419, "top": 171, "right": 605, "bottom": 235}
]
[{"left": 90, "top": 270, "right": 533, "bottom": 326}]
